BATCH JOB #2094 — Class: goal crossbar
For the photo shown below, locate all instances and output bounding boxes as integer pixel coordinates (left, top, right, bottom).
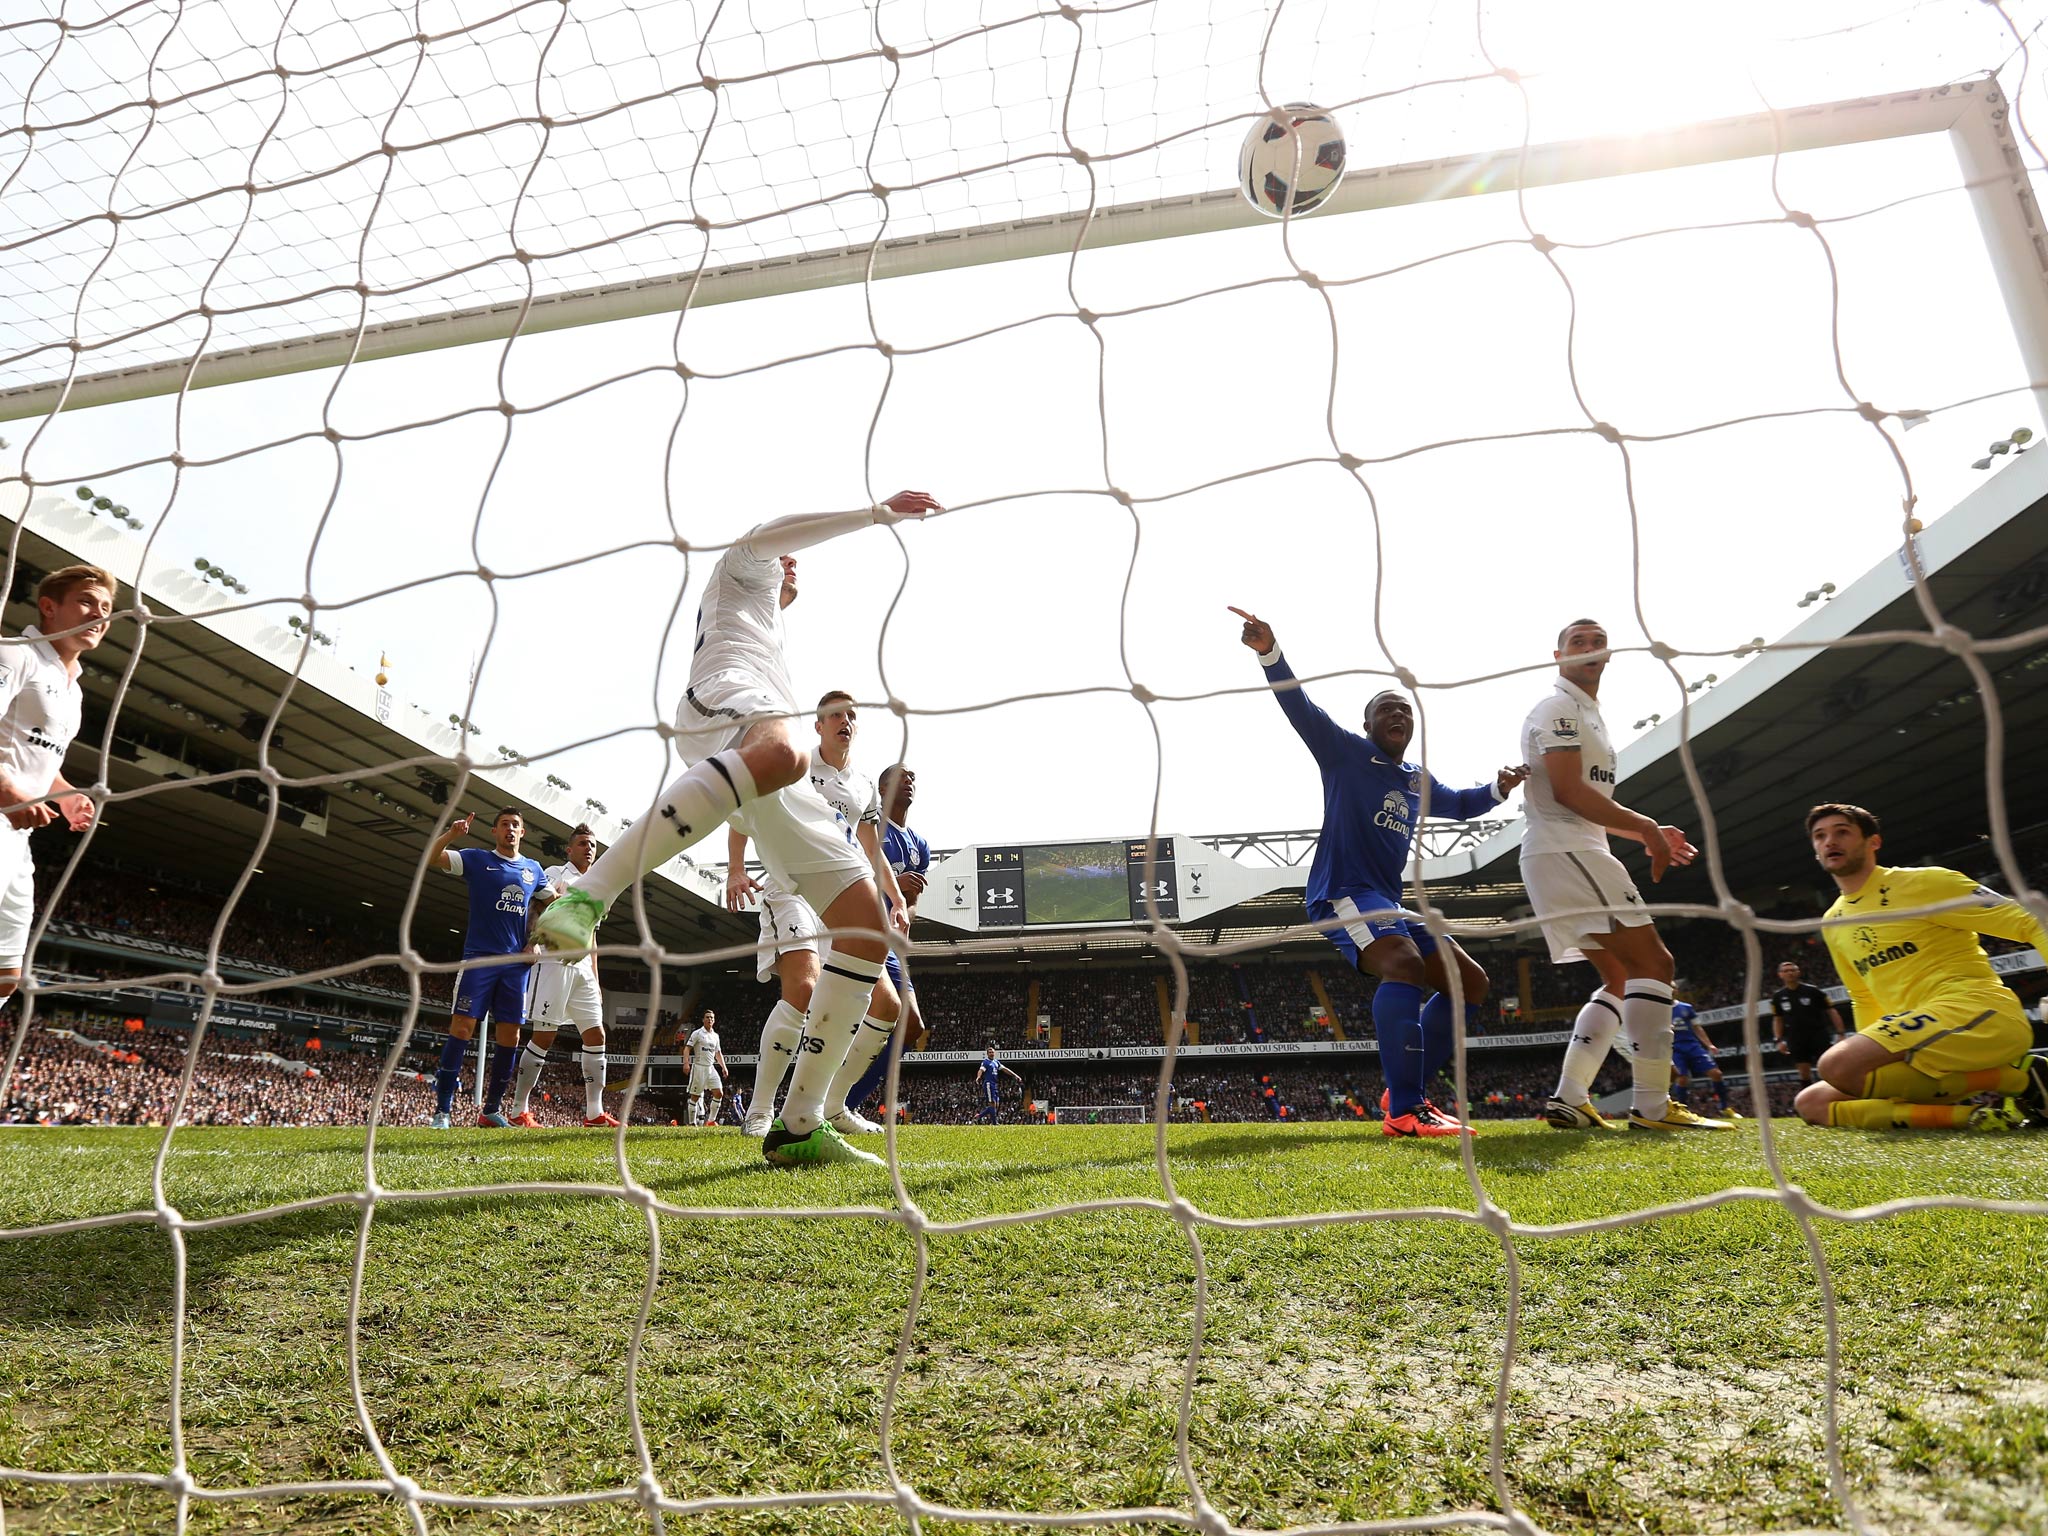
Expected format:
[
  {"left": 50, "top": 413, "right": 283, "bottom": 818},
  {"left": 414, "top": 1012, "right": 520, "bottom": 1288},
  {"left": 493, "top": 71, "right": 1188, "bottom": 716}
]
[{"left": 3, "top": 79, "right": 2040, "bottom": 425}]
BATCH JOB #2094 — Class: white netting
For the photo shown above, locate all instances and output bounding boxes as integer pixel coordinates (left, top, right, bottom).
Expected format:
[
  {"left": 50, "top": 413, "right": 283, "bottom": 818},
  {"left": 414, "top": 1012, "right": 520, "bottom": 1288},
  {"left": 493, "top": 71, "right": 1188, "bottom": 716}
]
[{"left": 5, "top": 1, "right": 2048, "bottom": 1532}]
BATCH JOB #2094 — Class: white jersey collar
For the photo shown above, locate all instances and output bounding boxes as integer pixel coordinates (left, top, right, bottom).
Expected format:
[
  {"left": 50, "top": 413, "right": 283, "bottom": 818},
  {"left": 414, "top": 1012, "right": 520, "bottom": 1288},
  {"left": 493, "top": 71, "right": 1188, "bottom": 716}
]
[
  {"left": 1554, "top": 676, "right": 1599, "bottom": 713},
  {"left": 20, "top": 625, "right": 61, "bottom": 669}
]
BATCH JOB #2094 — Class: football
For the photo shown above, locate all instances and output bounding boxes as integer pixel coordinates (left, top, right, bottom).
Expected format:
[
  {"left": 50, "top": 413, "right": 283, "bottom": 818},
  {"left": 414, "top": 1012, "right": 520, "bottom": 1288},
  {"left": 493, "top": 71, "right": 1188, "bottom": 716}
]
[{"left": 1239, "top": 102, "right": 1347, "bottom": 218}]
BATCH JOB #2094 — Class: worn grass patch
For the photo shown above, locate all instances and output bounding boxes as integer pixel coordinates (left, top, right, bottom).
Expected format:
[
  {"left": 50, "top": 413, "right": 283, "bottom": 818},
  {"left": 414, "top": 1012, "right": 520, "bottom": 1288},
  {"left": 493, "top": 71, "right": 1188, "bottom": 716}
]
[{"left": 1, "top": 1123, "right": 2043, "bottom": 1534}]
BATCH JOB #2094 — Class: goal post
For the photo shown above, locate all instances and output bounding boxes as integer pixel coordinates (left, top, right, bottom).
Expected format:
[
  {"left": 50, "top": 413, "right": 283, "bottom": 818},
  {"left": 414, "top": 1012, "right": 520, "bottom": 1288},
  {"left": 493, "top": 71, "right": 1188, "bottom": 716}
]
[{"left": 5, "top": 79, "right": 2044, "bottom": 424}]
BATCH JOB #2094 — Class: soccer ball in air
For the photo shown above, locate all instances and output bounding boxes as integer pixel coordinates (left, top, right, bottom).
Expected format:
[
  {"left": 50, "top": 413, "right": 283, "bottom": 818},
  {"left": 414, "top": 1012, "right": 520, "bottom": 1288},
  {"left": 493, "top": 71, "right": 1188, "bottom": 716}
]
[{"left": 1238, "top": 103, "right": 1346, "bottom": 218}]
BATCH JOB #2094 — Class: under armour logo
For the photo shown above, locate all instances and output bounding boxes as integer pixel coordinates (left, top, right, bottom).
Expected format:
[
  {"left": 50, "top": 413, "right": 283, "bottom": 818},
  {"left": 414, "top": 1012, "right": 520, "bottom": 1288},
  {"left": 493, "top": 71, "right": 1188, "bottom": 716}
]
[{"left": 659, "top": 803, "right": 692, "bottom": 836}]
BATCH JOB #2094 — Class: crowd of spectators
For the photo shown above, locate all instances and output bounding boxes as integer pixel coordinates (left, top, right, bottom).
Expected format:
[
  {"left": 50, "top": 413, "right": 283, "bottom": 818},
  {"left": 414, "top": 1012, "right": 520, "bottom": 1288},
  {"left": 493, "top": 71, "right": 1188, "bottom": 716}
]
[
  {"left": 0, "top": 1012, "right": 638, "bottom": 1128},
  {"left": 1040, "top": 966, "right": 1165, "bottom": 1047},
  {"left": 0, "top": 998, "right": 1819, "bottom": 1130},
  {"left": 41, "top": 863, "right": 451, "bottom": 1005}
]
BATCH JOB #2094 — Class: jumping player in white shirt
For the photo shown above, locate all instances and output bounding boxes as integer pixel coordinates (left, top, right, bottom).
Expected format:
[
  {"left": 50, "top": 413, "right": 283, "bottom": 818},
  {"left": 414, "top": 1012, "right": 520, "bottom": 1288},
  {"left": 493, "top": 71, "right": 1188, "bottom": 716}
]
[
  {"left": 510, "top": 823, "right": 618, "bottom": 1128},
  {"left": 683, "top": 1009, "right": 729, "bottom": 1125},
  {"left": 726, "top": 691, "right": 909, "bottom": 1138},
  {"left": 0, "top": 565, "right": 111, "bottom": 1011},
  {"left": 533, "top": 491, "right": 939, "bottom": 1168},
  {"left": 1521, "top": 619, "right": 1731, "bottom": 1134}
]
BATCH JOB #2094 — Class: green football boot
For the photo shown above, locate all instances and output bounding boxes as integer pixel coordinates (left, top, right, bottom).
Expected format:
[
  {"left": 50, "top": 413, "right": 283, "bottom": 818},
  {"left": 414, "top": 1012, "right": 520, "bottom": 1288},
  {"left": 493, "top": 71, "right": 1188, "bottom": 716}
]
[
  {"left": 1967, "top": 1097, "right": 2027, "bottom": 1132},
  {"left": 762, "top": 1118, "right": 886, "bottom": 1169},
  {"left": 531, "top": 886, "right": 607, "bottom": 954}
]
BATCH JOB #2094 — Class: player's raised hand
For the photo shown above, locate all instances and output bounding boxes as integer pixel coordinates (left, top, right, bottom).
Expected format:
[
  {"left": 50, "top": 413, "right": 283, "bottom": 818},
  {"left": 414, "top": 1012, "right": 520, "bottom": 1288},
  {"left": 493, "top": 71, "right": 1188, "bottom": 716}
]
[
  {"left": 450, "top": 811, "right": 475, "bottom": 840},
  {"left": 724, "top": 866, "right": 762, "bottom": 911},
  {"left": 1660, "top": 825, "right": 1698, "bottom": 867},
  {"left": 1228, "top": 606, "right": 1275, "bottom": 653},
  {"left": 56, "top": 792, "right": 95, "bottom": 832},
  {"left": 877, "top": 489, "right": 942, "bottom": 523},
  {"left": 1496, "top": 764, "right": 1530, "bottom": 797}
]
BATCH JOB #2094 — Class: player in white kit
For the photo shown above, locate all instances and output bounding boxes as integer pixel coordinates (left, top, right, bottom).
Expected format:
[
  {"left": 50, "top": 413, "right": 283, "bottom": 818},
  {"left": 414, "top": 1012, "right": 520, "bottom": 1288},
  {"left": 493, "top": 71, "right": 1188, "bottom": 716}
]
[
  {"left": 0, "top": 566, "right": 111, "bottom": 1015},
  {"left": 509, "top": 823, "right": 618, "bottom": 1127},
  {"left": 533, "top": 490, "right": 939, "bottom": 1168},
  {"left": 725, "top": 691, "right": 908, "bottom": 1137},
  {"left": 1520, "top": 619, "right": 1731, "bottom": 1133},
  {"left": 683, "top": 1009, "right": 728, "bottom": 1125}
]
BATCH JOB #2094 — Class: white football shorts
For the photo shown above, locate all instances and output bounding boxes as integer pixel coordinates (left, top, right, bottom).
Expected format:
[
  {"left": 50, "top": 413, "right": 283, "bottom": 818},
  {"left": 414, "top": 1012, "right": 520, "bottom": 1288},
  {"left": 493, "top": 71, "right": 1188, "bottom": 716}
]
[
  {"left": 527, "top": 954, "right": 602, "bottom": 1035},
  {"left": 0, "top": 824, "right": 35, "bottom": 969},
  {"left": 673, "top": 671, "right": 789, "bottom": 762},
  {"left": 755, "top": 888, "right": 820, "bottom": 983},
  {"left": 688, "top": 1060, "right": 724, "bottom": 1095},
  {"left": 1520, "top": 847, "right": 1654, "bottom": 964},
  {"left": 677, "top": 673, "right": 869, "bottom": 915}
]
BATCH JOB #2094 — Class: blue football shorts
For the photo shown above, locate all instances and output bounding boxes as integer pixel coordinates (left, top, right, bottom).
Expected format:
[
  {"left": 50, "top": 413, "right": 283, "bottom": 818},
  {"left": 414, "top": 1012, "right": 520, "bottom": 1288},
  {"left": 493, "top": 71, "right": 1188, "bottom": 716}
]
[
  {"left": 1310, "top": 892, "right": 1439, "bottom": 968},
  {"left": 453, "top": 958, "right": 533, "bottom": 1026},
  {"left": 1670, "top": 1031, "right": 1718, "bottom": 1077}
]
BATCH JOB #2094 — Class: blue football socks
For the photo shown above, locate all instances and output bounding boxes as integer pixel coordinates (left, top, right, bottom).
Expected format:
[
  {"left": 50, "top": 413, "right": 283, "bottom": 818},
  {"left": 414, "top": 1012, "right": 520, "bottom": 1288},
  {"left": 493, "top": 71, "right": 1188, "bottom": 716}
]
[
  {"left": 1373, "top": 981, "right": 1425, "bottom": 1118},
  {"left": 434, "top": 1033, "right": 467, "bottom": 1115}
]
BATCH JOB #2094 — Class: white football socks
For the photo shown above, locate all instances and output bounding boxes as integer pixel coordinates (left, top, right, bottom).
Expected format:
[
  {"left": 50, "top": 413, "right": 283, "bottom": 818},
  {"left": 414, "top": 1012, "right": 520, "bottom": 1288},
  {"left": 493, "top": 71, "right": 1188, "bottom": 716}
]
[
  {"left": 826, "top": 1013, "right": 896, "bottom": 1119},
  {"left": 510, "top": 1041, "right": 550, "bottom": 1117},
  {"left": 1554, "top": 988, "right": 1622, "bottom": 1106},
  {"left": 1621, "top": 978, "right": 1676, "bottom": 1116},
  {"left": 752, "top": 999, "right": 804, "bottom": 1119},
  {"left": 779, "top": 949, "right": 883, "bottom": 1136},
  {"left": 579, "top": 1042, "right": 606, "bottom": 1119},
  {"left": 575, "top": 749, "right": 757, "bottom": 906}
]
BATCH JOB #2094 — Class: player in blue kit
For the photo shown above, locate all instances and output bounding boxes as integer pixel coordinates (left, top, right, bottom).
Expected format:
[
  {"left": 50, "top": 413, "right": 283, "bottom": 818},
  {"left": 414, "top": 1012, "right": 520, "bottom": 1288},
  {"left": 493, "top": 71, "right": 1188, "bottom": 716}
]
[
  {"left": 975, "top": 1045, "right": 1021, "bottom": 1123},
  {"left": 1233, "top": 607, "right": 1528, "bottom": 1137},
  {"left": 1668, "top": 990, "right": 1733, "bottom": 1115},
  {"left": 840, "top": 764, "right": 931, "bottom": 1119},
  {"left": 426, "top": 807, "right": 547, "bottom": 1128}
]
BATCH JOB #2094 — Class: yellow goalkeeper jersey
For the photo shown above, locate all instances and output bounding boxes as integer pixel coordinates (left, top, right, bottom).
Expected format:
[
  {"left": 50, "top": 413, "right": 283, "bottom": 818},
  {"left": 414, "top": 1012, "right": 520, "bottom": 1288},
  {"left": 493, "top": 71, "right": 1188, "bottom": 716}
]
[{"left": 1823, "top": 864, "right": 2046, "bottom": 1021}]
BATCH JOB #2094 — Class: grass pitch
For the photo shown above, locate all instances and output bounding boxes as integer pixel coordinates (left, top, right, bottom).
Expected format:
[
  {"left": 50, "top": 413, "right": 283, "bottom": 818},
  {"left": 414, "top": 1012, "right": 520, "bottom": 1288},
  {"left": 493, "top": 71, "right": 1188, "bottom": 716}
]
[{"left": 1, "top": 1122, "right": 2044, "bottom": 1535}]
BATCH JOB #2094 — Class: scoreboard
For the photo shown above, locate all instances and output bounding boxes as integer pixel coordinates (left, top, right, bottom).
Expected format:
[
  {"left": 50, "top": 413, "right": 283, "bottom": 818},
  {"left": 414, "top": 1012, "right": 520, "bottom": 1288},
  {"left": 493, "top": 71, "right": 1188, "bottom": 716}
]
[
  {"left": 971, "top": 837, "right": 1178, "bottom": 928},
  {"left": 924, "top": 834, "right": 1294, "bottom": 933}
]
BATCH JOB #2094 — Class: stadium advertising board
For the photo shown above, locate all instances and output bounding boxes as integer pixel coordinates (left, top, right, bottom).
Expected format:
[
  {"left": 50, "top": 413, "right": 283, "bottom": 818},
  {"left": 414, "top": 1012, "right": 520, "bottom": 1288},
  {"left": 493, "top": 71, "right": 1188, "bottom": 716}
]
[{"left": 700, "top": 1029, "right": 1587, "bottom": 1067}]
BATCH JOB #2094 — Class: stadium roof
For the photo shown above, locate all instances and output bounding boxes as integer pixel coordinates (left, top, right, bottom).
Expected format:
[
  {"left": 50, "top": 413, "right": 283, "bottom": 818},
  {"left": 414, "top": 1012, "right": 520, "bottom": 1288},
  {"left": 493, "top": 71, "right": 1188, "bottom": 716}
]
[
  {"left": 0, "top": 481, "right": 757, "bottom": 967},
  {"left": 1419, "top": 444, "right": 2048, "bottom": 914}
]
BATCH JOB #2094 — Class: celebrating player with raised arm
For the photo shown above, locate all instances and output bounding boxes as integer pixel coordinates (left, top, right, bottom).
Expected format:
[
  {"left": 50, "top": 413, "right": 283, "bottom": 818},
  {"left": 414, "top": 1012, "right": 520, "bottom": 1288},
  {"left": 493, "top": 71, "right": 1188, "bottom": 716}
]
[
  {"left": 724, "top": 692, "right": 909, "bottom": 1137},
  {"left": 1521, "top": 619, "right": 1730, "bottom": 1134},
  {"left": 509, "top": 823, "right": 617, "bottom": 1128},
  {"left": 1231, "top": 606, "right": 1527, "bottom": 1138},
  {"left": 1798, "top": 803, "right": 2048, "bottom": 1131},
  {"left": 427, "top": 808, "right": 546, "bottom": 1128},
  {"left": 535, "top": 491, "right": 941, "bottom": 1168}
]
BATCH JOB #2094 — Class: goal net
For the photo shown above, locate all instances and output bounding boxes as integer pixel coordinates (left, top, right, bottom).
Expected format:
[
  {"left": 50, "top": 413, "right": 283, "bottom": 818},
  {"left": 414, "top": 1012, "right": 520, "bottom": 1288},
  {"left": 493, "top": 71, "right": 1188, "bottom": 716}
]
[
  {"left": 5, "top": 1, "right": 2048, "bottom": 1531},
  {"left": 1051, "top": 1102, "right": 1154, "bottom": 1125}
]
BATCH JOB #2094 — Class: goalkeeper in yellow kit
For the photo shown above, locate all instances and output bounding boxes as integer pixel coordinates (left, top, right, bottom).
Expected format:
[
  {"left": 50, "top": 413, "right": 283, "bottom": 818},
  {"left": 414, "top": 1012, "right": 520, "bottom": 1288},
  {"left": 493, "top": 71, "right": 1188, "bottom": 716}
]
[{"left": 1799, "top": 804, "right": 2048, "bottom": 1131}]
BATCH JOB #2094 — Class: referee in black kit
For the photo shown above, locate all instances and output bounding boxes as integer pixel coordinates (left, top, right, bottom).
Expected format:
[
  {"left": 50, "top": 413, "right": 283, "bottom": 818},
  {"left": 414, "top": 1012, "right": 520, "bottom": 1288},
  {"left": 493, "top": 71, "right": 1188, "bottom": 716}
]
[{"left": 1770, "top": 959, "right": 1846, "bottom": 1086}]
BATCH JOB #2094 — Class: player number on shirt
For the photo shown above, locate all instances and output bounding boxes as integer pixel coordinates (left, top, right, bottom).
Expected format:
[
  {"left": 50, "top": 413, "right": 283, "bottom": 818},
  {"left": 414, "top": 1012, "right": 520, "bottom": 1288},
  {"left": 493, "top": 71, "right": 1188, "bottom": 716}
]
[{"left": 1874, "top": 1011, "right": 1938, "bottom": 1040}]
